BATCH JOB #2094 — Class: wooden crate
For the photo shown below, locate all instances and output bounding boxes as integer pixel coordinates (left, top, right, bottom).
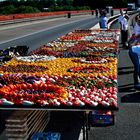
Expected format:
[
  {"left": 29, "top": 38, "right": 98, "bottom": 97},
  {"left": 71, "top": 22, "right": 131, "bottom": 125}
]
[{"left": 5, "top": 110, "right": 50, "bottom": 140}]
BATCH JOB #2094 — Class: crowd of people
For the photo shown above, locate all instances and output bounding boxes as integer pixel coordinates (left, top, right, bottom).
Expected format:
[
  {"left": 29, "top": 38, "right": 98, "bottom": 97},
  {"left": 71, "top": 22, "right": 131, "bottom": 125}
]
[
  {"left": 118, "top": 9, "right": 140, "bottom": 90},
  {"left": 96, "top": 8, "right": 140, "bottom": 90}
]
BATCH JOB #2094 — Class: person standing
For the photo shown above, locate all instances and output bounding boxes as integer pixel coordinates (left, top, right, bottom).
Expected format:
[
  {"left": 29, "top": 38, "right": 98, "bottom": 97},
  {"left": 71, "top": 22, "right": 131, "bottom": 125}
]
[
  {"left": 99, "top": 11, "right": 108, "bottom": 29},
  {"left": 118, "top": 9, "right": 124, "bottom": 24},
  {"left": 95, "top": 9, "right": 99, "bottom": 17},
  {"left": 118, "top": 9, "right": 124, "bottom": 44},
  {"left": 128, "top": 17, "right": 140, "bottom": 46},
  {"left": 120, "top": 14, "right": 129, "bottom": 47},
  {"left": 132, "top": 18, "right": 140, "bottom": 38},
  {"left": 129, "top": 45, "right": 140, "bottom": 89},
  {"left": 128, "top": 18, "right": 140, "bottom": 90}
]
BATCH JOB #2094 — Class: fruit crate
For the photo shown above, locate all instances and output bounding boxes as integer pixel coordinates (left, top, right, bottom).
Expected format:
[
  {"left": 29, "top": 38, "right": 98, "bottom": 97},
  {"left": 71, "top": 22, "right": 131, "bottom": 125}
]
[
  {"left": 5, "top": 110, "right": 50, "bottom": 140},
  {"left": 89, "top": 111, "right": 115, "bottom": 127},
  {"left": 31, "top": 132, "right": 61, "bottom": 140}
]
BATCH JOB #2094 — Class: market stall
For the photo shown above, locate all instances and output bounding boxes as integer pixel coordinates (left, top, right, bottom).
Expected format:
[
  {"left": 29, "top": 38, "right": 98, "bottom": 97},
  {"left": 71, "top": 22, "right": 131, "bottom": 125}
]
[{"left": 0, "top": 29, "right": 120, "bottom": 139}]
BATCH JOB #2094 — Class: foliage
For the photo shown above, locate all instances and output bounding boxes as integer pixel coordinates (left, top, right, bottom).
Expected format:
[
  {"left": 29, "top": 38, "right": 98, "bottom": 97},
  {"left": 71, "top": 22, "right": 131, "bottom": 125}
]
[
  {"left": 0, "top": 5, "right": 16, "bottom": 15},
  {"left": 16, "top": 6, "right": 40, "bottom": 14},
  {"left": 48, "top": 5, "right": 90, "bottom": 11},
  {"left": 0, "top": 0, "right": 128, "bottom": 14}
]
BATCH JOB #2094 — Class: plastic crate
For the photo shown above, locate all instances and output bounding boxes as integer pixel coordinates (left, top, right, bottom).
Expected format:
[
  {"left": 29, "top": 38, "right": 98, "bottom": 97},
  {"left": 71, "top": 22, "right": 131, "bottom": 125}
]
[
  {"left": 89, "top": 111, "right": 114, "bottom": 127},
  {"left": 31, "top": 132, "right": 61, "bottom": 140}
]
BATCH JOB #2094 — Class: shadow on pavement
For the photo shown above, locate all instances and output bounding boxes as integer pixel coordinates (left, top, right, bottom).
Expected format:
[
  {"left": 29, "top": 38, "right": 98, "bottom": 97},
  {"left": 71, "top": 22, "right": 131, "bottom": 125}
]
[
  {"left": 118, "top": 70, "right": 134, "bottom": 75},
  {"left": 45, "top": 111, "right": 83, "bottom": 140},
  {"left": 118, "top": 85, "right": 135, "bottom": 93},
  {"left": 118, "top": 66, "right": 133, "bottom": 70},
  {"left": 118, "top": 83, "right": 134, "bottom": 87},
  {"left": 118, "top": 66, "right": 134, "bottom": 75},
  {"left": 121, "top": 92, "right": 140, "bottom": 103}
]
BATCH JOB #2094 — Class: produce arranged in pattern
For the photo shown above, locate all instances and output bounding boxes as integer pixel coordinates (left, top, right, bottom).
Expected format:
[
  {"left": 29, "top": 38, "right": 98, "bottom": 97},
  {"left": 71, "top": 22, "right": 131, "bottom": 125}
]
[{"left": 0, "top": 29, "right": 119, "bottom": 109}]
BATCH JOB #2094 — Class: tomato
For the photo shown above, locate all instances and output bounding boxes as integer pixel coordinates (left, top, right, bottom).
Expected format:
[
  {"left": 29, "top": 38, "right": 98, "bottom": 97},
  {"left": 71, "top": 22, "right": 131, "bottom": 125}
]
[
  {"left": 38, "top": 83, "right": 44, "bottom": 90},
  {"left": 27, "top": 84, "right": 32, "bottom": 90},
  {"left": 15, "top": 100, "right": 22, "bottom": 105},
  {"left": 8, "top": 84, "right": 16, "bottom": 90},
  {"left": 33, "top": 83, "right": 38, "bottom": 90},
  {"left": 23, "top": 92, "right": 28, "bottom": 99},
  {"left": 17, "top": 94, "right": 23, "bottom": 99},
  {"left": 34, "top": 94, "right": 40, "bottom": 100},
  {"left": 0, "top": 100, "right": 3, "bottom": 105},
  {"left": 36, "top": 100, "right": 43, "bottom": 106},
  {"left": 10, "top": 92, "right": 17, "bottom": 98},
  {"left": 40, "top": 93, "right": 46, "bottom": 99},
  {"left": 21, "top": 83, "right": 27, "bottom": 90}
]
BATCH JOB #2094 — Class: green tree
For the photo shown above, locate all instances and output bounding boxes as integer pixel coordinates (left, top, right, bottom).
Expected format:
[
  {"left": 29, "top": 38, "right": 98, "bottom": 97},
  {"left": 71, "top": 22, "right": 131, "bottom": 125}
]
[
  {"left": 56, "top": 0, "right": 63, "bottom": 6},
  {"left": 16, "top": 5, "right": 40, "bottom": 13},
  {"left": 73, "top": 0, "right": 86, "bottom": 7},
  {"left": 0, "top": 5, "right": 16, "bottom": 14},
  {"left": 62, "top": 0, "right": 73, "bottom": 6}
]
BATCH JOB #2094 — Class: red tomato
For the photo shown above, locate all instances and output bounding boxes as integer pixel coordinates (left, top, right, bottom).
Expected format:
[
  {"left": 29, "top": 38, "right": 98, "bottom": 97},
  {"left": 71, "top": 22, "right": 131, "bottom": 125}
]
[
  {"left": 36, "top": 100, "right": 43, "bottom": 106},
  {"left": 8, "top": 84, "right": 16, "bottom": 90},
  {"left": 40, "top": 93, "right": 46, "bottom": 99},
  {"left": 17, "top": 94, "right": 23, "bottom": 99},
  {"left": 21, "top": 83, "right": 27, "bottom": 90},
  {"left": 33, "top": 83, "right": 38, "bottom": 90},
  {"left": 27, "top": 84, "right": 32, "bottom": 90}
]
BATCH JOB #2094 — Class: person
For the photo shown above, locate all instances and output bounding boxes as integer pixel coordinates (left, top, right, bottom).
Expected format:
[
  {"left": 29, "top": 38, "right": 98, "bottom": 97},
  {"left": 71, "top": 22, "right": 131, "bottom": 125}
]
[
  {"left": 128, "top": 17, "right": 140, "bottom": 46},
  {"left": 132, "top": 18, "right": 140, "bottom": 37},
  {"left": 99, "top": 11, "right": 108, "bottom": 29},
  {"left": 120, "top": 14, "right": 129, "bottom": 47},
  {"left": 135, "top": 14, "right": 139, "bottom": 22},
  {"left": 128, "top": 18, "right": 140, "bottom": 90},
  {"left": 118, "top": 9, "right": 124, "bottom": 24},
  {"left": 129, "top": 45, "right": 140, "bottom": 89},
  {"left": 95, "top": 9, "right": 99, "bottom": 17},
  {"left": 111, "top": 9, "right": 114, "bottom": 16},
  {"left": 118, "top": 9, "right": 124, "bottom": 44}
]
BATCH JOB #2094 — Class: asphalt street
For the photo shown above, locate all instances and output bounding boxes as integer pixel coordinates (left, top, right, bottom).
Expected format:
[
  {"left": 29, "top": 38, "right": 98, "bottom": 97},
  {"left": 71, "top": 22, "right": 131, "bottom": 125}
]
[{"left": 0, "top": 15, "right": 98, "bottom": 52}]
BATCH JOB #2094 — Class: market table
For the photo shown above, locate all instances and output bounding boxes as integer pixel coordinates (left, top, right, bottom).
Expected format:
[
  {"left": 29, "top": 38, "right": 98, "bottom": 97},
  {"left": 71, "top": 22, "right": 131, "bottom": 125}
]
[{"left": 0, "top": 29, "right": 120, "bottom": 140}]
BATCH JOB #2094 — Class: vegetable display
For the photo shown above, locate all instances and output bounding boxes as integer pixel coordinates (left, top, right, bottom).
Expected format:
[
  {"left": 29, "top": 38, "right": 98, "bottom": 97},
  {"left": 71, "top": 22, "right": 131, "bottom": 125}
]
[{"left": 0, "top": 29, "right": 119, "bottom": 110}]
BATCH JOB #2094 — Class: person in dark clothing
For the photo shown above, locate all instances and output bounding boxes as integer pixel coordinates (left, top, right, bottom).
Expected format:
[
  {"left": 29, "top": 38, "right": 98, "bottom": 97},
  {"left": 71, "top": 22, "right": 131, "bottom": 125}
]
[
  {"left": 95, "top": 9, "right": 99, "bottom": 17},
  {"left": 119, "top": 14, "right": 129, "bottom": 47}
]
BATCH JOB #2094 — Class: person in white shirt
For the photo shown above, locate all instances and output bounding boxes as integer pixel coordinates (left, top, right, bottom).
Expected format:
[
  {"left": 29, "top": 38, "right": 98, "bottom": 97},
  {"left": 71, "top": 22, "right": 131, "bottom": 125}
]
[
  {"left": 118, "top": 9, "right": 124, "bottom": 24},
  {"left": 132, "top": 18, "right": 140, "bottom": 37},
  {"left": 128, "top": 17, "right": 140, "bottom": 46},
  {"left": 120, "top": 14, "right": 129, "bottom": 47},
  {"left": 118, "top": 9, "right": 128, "bottom": 47}
]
